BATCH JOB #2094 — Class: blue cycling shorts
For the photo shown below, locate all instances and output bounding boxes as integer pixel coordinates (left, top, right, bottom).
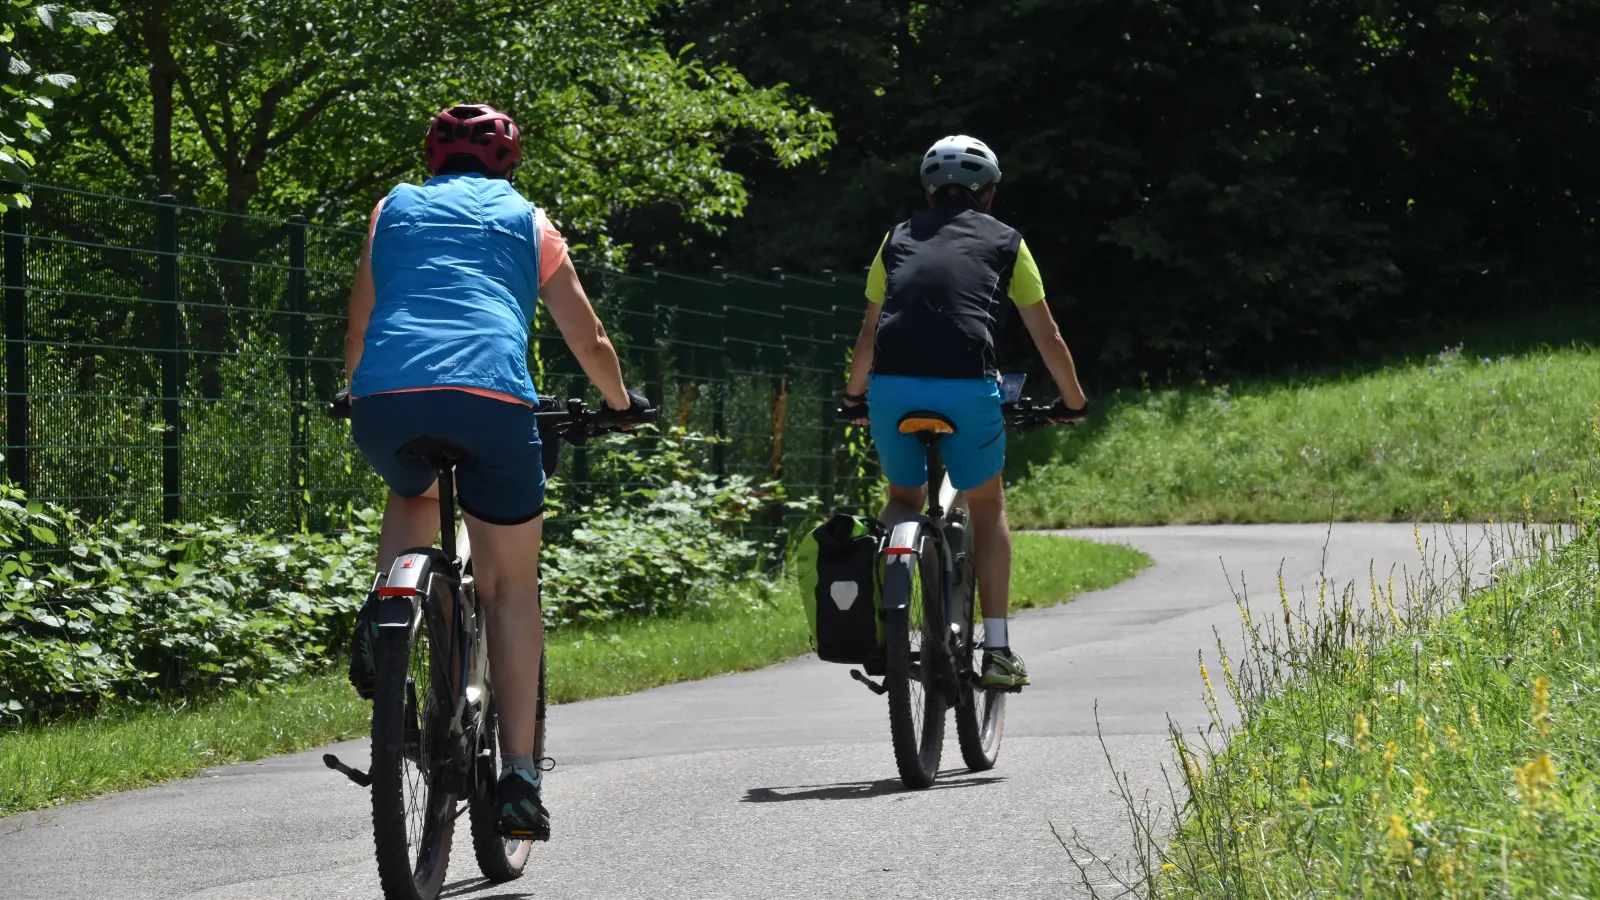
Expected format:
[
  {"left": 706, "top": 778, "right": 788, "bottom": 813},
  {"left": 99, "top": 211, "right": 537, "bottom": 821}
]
[
  {"left": 867, "top": 374, "right": 1004, "bottom": 491},
  {"left": 350, "top": 389, "right": 546, "bottom": 525}
]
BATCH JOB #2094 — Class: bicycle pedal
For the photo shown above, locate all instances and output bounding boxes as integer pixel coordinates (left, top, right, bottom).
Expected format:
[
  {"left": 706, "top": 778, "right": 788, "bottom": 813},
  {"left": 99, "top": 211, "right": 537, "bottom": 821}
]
[{"left": 504, "top": 827, "right": 551, "bottom": 842}]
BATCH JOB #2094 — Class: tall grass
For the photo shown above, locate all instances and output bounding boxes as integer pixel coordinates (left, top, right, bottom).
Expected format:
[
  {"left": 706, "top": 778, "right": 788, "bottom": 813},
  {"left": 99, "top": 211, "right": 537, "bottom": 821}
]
[
  {"left": 1010, "top": 346, "right": 1597, "bottom": 527},
  {"left": 1066, "top": 431, "right": 1600, "bottom": 897}
]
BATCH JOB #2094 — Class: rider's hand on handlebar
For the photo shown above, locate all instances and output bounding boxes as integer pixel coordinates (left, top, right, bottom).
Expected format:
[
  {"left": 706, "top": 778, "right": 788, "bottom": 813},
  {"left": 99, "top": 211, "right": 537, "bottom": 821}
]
[
  {"left": 595, "top": 388, "right": 653, "bottom": 430},
  {"left": 1046, "top": 397, "right": 1088, "bottom": 423},
  {"left": 327, "top": 387, "right": 352, "bottom": 419},
  {"left": 839, "top": 391, "right": 869, "bottom": 426}
]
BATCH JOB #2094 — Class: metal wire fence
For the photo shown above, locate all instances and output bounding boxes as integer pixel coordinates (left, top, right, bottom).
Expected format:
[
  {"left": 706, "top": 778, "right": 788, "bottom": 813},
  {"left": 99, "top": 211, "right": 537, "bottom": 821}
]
[{"left": 1, "top": 183, "right": 878, "bottom": 544}]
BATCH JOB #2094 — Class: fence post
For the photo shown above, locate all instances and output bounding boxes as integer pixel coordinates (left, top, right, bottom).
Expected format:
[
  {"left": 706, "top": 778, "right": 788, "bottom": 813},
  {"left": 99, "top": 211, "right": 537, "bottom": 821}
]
[
  {"left": 157, "top": 195, "right": 183, "bottom": 522},
  {"left": 3, "top": 187, "right": 27, "bottom": 495},
  {"left": 286, "top": 215, "right": 309, "bottom": 527},
  {"left": 710, "top": 266, "right": 727, "bottom": 483}
]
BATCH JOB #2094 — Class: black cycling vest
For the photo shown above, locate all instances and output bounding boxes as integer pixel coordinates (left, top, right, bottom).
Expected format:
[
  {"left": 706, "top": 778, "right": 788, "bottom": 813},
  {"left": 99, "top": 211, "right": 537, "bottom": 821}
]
[{"left": 871, "top": 197, "right": 1022, "bottom": 380}]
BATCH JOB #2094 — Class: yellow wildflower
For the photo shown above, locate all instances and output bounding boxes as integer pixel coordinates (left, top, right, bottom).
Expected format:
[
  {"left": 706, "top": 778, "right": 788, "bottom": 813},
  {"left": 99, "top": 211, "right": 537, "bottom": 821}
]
[
  {"left": 1297, "top": 776, "right": 1312, "bottom": 810},
  {"left": 1552, "top": 627, "right": 1563, "bottom": 649},
  {"left": 1442, "top": 498, "right": 1451, "bottom": 521},
  {"left": 1161, "top": 863, "right": 1176, "bottom": 874},
  {"left": 1385, "top": 813, "right": 1412, "bottom": 857},
  {"left": 1384, "top": 741, "right": 1399, "bottom": 775},
  {"left": 1469, "top": 704, "right": 1482, "bottom": 731},
  {"left": 1446, "top": 725, "right": 1462, "bottom": 750},
  {"left": 1410, "top": 772, "right": 1431, "bottom": 821},
  {"left": 1355, "top": 712, "right": 1371, "bottom": 750},
  {"left": 1514, "top": 752, "right": 1558, "bottom": 810}
]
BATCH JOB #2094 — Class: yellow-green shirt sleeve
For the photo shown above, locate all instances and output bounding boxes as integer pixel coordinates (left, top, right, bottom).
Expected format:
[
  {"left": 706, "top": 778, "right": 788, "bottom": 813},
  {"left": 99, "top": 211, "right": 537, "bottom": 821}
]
[
  {"left": 865, "top": 232, "right": 890, "bottom": 304},
  {"left": 1007, "top": 239, "right": 1046, "bottom": 307}
]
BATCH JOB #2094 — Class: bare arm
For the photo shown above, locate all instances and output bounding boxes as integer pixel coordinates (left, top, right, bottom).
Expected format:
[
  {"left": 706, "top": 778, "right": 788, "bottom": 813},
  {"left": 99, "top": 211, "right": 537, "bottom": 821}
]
[
  {"left": 344, "top": 242, "right": 375, "bottom": 387},
  {"left": 1016, "top": 300, "right": 1088, "bottom": 409},
  {"left": 843, "top": 301, "right": 881, "bottom": 398},
  {"left": 541, "top": 256, "right": 630, "bottom": 410}
]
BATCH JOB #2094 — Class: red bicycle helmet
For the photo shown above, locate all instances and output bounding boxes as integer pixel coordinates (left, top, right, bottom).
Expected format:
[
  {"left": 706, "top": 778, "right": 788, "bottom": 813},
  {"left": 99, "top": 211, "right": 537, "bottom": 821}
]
[{"left": 424, "top": 104, "right": 522, "bottom": 176}]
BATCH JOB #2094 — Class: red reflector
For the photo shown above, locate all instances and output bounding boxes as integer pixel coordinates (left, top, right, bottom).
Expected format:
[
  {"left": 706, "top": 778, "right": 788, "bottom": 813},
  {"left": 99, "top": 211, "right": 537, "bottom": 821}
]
[
  {"left": 401, "top": 558, "right": 414, "bottom": 568},
  {"left": 883, "top": 547, "right": 916, "bottom": 555},
  {"left": 377, "top": 586, "right": 415, "bottom": 597}
]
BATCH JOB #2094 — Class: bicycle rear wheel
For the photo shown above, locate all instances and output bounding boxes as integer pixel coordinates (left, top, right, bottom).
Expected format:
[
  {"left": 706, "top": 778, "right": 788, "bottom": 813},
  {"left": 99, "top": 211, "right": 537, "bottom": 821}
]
[
  {"left": 883, "top": 541, "right": 946, "bottom": 789},
  {"left": 370, "top": 623, "right": 456, "bottom": 900}
]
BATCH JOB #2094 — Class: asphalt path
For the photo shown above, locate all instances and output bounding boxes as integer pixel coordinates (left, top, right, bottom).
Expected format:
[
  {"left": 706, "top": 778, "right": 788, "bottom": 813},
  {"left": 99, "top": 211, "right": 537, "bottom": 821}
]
[{"left": 0, "top": 524, "right": 1495, "bottom": 900}]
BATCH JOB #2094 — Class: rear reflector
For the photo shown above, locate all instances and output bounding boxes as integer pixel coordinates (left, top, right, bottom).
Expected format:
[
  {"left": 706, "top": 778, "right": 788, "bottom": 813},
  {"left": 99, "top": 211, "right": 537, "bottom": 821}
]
[
  {"left": 883, "top": 547, "right": 916, "bottom": 555},
  {"left": 377, "top": 586, "right": 416, "bottom": 597}
]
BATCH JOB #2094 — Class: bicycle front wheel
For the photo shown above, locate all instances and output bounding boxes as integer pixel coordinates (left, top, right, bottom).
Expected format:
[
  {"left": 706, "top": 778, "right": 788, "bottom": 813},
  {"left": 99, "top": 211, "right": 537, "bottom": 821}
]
[
  {"left": 470, "top": 672, "right": 534, "bottom": 882},
  {"left": 954, "top": 592, "right": 1006, "bottom": 771},
  {"left": 883, "top": 545, "right": 946, "bottom": 789},
  {"left": 370, "top": 624, "right": 456, "bottom": 900}
]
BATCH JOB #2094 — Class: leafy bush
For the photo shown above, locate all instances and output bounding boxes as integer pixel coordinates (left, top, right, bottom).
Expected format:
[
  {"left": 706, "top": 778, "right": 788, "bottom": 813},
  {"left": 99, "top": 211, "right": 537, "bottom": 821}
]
[
  {"left": 540, "top": 427, "right": 777, "bottom": 628},
  {"left": 0, "top": 490, "right": 378, "bottom": 721},
  {"left": 0, "top": 428, "right": 776, "bottom": 722}
]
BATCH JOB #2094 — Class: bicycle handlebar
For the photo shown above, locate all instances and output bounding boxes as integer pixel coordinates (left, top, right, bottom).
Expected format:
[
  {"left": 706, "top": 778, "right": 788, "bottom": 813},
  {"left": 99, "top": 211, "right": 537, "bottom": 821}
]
[
  {"left": 834, "top": 398, "right": 1081, "bottom": 433},
  {"left": 325, "top": 391, "right": 657, "bottom": 446}
]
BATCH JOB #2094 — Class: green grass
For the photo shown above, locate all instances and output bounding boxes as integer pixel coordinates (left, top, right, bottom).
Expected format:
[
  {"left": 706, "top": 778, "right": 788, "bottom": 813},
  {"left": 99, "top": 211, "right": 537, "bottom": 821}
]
[
  {"left": 1075, "top": 495, "right": 1600, "bottom": 896},
  {"left": 1010, "top": 345, "right": 1598, "bottom": 527},
  {"left": 0, "top": 533, "right": 1146, "bottom": 818}
]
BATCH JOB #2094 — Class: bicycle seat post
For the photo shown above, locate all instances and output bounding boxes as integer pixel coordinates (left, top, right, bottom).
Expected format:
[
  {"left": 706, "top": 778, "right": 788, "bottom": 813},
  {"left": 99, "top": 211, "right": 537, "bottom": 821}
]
[
  {"left": 434, "top": 456, "right": 458, "bottom": 568},
  {"left": 920, "top": 434, "right": 946, "bottom": 522}
]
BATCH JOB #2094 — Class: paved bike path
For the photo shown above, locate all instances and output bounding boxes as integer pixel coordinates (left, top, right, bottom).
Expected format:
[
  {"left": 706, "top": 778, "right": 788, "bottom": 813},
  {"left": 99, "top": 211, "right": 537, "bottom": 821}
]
[{"left": 0, "top": 524, "right": 1486, "bottom": 900}]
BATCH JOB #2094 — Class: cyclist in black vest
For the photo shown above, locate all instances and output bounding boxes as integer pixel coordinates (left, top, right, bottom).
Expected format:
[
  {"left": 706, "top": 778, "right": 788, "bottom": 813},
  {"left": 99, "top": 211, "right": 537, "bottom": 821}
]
[{"left": 841, "top": 135, "right": 1088, "bottom": 691}]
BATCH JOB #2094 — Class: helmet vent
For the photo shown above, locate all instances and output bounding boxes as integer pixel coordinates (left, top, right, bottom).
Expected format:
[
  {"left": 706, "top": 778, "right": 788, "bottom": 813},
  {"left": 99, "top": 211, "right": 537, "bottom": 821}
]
[{"left": 959, "top": 161, "right": 985, "bottom": 171}]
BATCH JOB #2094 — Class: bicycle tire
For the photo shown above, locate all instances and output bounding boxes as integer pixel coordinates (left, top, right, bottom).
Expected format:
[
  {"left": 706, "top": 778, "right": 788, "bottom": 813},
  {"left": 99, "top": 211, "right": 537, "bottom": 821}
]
[
  {"left": 953, "top": 571, "right": 1006, "bottom": 770},
  {"left": 883, "top": 542, "right": 946, "bottom": 789},
  {"left": 470, "top": 677, "right": 534, "bottom": 882},
  {"left": 370, "top": 623, "right": 456, "bottom": 900}
]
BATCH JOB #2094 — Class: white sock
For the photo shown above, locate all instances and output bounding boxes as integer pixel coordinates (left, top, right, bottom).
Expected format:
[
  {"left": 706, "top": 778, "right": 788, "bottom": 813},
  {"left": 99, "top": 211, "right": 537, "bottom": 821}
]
[
  {"left": 502, "top": 754, "right": 541, "bottom": 784},
  {"left": 984, "top": 617, "right": 1008, "bottom": 650}
]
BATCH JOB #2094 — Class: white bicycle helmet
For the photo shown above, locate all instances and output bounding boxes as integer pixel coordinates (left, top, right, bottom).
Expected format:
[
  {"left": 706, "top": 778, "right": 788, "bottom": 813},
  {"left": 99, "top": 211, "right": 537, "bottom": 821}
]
[{"left": 920, "top": 135, "right": 1002, "bottom": 193}]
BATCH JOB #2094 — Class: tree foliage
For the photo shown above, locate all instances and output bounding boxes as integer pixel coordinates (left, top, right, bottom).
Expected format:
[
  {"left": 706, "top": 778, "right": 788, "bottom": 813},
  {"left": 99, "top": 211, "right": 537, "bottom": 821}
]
[
  {"left": 0, "top": 2, "right": 112, "bottom": 208},
  {"left": 660, "top": 0, "right": 1600, "bottom": 382},
  {"left": 35, "top": 0, "right": 834, "bottom": 252}
]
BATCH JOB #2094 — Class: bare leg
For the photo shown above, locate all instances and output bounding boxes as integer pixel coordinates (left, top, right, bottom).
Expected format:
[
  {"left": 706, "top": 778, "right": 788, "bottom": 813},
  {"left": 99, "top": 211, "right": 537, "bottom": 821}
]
[
  {"left": 965, "top": 474, "right": 1011, "bottom": 621},
  {"left": 463, "top": 513, "right": 544, "bottom": 758},
  {"left": 882, "top": 482, "right": 927, "bottom": 529},
  {"left": 376, "top": 484, "right": 441, "bottom": 576}
]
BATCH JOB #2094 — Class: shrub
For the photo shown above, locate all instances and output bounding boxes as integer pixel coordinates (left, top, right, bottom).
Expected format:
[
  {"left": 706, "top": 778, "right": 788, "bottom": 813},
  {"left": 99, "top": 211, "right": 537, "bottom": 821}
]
[
  {"left": 0, "top": 428, "right": 776, "bottom": 722},
  {"left": 540, "top": 427, "right": 777, "bottom": 628}
]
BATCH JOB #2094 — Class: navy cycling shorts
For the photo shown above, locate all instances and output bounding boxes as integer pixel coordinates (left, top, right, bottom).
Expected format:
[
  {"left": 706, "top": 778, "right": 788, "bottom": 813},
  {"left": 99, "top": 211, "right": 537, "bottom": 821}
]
[{"left": 350, "top": 389, "right": 545, "bottom": 525}]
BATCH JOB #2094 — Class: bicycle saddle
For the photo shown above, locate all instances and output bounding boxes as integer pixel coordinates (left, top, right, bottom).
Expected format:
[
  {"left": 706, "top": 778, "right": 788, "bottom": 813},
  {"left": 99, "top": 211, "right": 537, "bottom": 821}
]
[
  {"left": 897, "top": 411, "right": 957, "bottom": 435},
  {"left": 397, "top": 436, "right": 468, "bottom": 467}
]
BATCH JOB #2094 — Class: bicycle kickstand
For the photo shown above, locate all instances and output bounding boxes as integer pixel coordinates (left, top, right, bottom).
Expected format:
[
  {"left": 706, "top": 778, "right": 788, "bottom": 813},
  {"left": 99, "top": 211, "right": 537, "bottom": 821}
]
[
  {"left": 850, "top": 669, "right": 888, "bottom": 696},
  {"left": 324, "top": 753, "right": 372, "bottom": 788}
]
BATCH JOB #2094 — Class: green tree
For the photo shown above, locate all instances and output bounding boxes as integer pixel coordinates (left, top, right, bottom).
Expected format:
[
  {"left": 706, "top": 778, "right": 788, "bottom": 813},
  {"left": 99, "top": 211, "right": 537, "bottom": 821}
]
[{"left": 36, "top": 0, "right": 834, "bottom": 248}]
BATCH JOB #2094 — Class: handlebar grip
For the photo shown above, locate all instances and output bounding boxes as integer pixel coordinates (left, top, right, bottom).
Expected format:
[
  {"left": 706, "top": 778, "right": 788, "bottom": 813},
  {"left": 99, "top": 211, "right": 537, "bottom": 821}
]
[
  {"left": 327, "top": 391, "right": 352, "bottom": 420},
  {"left": 594, "top": 389, "right": 655, "bottom": 427},
  {"left": 836, "top": 404, "right": 868, "bottom": 423}
]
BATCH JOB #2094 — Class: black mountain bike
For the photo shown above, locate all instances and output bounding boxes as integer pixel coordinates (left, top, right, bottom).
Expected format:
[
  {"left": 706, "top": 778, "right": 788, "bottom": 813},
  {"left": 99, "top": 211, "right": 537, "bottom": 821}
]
[
  {"left": 843, "top": 392, "right": 1068, "bottom": 789},
  {"left": 324, "top": 394, "right": 653, "bottom": 900}
]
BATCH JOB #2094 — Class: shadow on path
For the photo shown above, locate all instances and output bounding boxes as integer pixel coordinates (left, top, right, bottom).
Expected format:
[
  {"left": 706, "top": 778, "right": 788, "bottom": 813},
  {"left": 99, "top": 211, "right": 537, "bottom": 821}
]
[
  {"left": 441, "top": 877, "right": 531, "bottom": 900},
  {"left": 743, "top": 771, "right": 1005, "bottom": 803}
]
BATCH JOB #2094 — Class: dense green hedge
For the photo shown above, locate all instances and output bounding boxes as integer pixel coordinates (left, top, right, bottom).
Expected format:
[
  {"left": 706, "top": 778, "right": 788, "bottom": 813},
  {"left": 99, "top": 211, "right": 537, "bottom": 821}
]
[{"left": 0, "top": 430, "right": 772, "bottom": 722}]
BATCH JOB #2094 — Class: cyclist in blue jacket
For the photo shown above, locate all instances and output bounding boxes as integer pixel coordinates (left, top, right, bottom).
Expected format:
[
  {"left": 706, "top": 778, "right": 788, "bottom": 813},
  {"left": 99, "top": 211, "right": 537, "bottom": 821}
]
[
  {"left": 841, "top": 135, "right": 1089, "bottom": 692},
  {"left": 343, "top": 104, "right": 646, "bottom": 838}
]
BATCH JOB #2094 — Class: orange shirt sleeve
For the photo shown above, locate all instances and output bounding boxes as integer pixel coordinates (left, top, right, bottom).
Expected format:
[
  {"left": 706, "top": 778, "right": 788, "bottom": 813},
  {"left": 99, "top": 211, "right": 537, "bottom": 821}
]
[{"left": 534, "top": 208, "right": 569, "bottom": 286}]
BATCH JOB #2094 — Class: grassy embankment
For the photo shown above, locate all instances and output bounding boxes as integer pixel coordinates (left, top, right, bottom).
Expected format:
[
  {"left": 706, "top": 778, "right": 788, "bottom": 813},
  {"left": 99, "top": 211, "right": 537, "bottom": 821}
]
[
  {"left": 0, "top": 532, "right": 1147, "bottom": 817},
  {"left": 1010, "top": 346, "right": 1597, "bottom": 527},
  {"left": 1066, "top": 422, "right": 1600, "bottom": 896}
]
